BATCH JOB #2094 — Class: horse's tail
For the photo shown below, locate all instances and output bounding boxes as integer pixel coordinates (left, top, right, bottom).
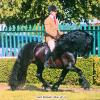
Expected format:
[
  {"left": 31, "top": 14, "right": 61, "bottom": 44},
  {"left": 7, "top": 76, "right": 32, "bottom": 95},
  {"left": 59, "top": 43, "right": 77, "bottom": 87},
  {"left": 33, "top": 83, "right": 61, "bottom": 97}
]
[
  {"left": 8, "top": 58, "right": 24, "bottom": 90},
  {"left": 9, "top": 42, "right": 36, "bottom": 90}
]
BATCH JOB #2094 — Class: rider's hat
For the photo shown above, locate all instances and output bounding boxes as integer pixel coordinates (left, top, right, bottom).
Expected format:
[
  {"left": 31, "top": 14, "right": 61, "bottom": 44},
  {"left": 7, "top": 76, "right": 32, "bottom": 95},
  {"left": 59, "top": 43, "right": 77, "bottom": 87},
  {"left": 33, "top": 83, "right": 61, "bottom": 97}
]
[{"left": 48, "top": 5, "right": 57, "bottom": 12}]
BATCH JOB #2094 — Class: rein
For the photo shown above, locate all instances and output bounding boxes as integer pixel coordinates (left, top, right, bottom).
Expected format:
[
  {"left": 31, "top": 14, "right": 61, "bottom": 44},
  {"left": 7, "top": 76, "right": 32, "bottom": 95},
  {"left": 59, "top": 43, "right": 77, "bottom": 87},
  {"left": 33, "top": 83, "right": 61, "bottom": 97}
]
[
  {"left": 45, "top": 31, "right": 61, "bottom": 41},
  {"left": 46, "top": 34, "right": 57, "bottom": 39}
]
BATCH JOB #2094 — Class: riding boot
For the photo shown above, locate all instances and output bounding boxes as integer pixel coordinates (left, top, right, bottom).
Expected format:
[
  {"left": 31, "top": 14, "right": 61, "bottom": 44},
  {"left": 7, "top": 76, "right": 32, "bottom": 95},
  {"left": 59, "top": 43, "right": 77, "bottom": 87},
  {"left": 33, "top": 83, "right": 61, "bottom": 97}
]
[{"left": 44, "top": 49, "right": 52, "bottom": 66}]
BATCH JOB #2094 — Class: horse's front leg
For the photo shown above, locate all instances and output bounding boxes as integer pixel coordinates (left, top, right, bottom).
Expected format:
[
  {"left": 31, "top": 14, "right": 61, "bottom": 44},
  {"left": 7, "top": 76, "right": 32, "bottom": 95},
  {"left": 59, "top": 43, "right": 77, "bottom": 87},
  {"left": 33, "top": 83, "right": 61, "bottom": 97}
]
[
  {"left": 51, "top": 68, "right": 69, "bottom": 91},
  {"left": 36, "top": 62, "right": 50, "bottom": 90},
  {"left": 72, "top": 66, "right": 90, "bottom": 90}
]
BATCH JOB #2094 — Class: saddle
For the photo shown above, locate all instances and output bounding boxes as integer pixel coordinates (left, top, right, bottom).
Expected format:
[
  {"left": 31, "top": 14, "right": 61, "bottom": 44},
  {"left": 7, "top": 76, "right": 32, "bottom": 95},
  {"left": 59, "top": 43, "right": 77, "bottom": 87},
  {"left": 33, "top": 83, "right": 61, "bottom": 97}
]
[
  {"left": 43, "top": 43, "right": 64, "bottom": 68},
  {"left": 34, "top": 43, "right": 50, "bottom": 57},
  {"left": 34, "top": 43, "right": 56, "bottom": 67}
]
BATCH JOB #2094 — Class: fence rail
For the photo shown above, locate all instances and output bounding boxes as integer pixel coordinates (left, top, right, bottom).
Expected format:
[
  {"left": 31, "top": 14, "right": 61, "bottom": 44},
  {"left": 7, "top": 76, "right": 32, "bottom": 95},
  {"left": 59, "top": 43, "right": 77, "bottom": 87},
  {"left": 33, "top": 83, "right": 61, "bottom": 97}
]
[{"left": 0, "top": 24, "right": 100, "bottom": 57}]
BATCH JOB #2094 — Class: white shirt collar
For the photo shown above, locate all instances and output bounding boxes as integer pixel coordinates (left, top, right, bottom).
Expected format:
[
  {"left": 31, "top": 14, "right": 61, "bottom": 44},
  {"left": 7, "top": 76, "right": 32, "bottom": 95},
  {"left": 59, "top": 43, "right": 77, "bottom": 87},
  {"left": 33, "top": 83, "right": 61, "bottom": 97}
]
[{"left": 49, "top": 14, "right": 54, "bottom": 19}]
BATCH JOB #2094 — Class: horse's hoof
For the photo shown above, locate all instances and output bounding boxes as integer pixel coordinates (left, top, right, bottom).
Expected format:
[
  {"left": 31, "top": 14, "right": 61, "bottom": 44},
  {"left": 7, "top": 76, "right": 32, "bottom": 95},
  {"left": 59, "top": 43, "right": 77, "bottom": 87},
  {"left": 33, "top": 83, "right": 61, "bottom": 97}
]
[
  {"left": 83, "top": 82, "right": 90, "bottom": 90},
  {"left": 83, "top": 86, "right": 90, "bottom": 90},
  {"left": 51, "top": 88, "right": 58, "bottom": 91},
  {"left": 42, "top": 86, "right": 48, "bottom": 90},
  {"left": 42, "top": 84, "right": 51, "bottom": 91},
  {"left": 10, "top": 85, "right": 17, "bottom": 91},
  {"left": 51, "top": 86, "right": 58, "bottom": 91}
]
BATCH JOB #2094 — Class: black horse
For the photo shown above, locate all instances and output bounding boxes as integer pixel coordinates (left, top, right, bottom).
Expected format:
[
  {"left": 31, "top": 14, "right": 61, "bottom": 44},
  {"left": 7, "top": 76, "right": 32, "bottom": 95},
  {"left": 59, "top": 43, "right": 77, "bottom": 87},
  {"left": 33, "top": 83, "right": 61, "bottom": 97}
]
[{"left": 9, "top": 30, "right": 93, "bottom": 91}]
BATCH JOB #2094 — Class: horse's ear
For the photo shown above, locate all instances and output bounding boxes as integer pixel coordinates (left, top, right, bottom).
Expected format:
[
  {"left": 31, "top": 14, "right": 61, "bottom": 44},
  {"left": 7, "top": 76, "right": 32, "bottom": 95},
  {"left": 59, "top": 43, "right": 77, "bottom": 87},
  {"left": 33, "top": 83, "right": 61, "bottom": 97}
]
[
  {"left": 86, "top": 34, "right": 94, "bottom": 50},
  {"left": 91, "top": 35, "right": 94, "bottom": 43},
  {"left": 88, "top": 35, "right": 93, "bottom": 43},
  {"left": 90, "top": 35, "right": 94, "bottom": 48}
]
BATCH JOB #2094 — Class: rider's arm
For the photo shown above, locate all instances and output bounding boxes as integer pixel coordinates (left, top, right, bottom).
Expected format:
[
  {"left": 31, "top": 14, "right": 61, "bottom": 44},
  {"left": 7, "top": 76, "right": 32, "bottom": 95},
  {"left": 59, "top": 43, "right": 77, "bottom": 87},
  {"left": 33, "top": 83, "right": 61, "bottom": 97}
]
[
  {"left": 56, "top": 19, "right": 63, "bottom": 36},
  {"left": 58, "top": 31, "right": 63, "bottom": 35}
]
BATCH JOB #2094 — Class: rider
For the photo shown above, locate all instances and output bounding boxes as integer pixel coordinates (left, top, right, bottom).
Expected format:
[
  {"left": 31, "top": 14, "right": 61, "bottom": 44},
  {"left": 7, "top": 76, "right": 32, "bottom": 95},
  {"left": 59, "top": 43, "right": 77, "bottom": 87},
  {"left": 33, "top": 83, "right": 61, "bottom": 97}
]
[{"left": 44, "top": 5, "right": 63, "bottom": 65}]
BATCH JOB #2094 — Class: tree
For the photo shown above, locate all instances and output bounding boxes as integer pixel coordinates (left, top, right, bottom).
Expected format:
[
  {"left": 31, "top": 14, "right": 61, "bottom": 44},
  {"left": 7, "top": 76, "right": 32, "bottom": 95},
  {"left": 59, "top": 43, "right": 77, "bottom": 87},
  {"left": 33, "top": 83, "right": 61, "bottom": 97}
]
[
  {"left": 0, "top": 0, "right": 63, "bottom": 24},
  {"left": 0, "top": 0, "right": 100, "bottom": 24},
  {"left": 59, "top": 0, "right": 100, "bottom": 22}
]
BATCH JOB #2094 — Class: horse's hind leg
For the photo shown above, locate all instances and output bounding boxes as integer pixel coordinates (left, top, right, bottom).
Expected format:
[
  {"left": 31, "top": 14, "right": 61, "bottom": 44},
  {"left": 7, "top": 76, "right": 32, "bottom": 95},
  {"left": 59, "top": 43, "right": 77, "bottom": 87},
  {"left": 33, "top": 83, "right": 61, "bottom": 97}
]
[
  {"left": 51, "top": 68, "right": 69, "bottom": 91},
  {"left": 36, "top": 62, "right": 50, "bottom": 90},
  {"left": 72, "top": 66, "right": 90, "bottom": 90}
]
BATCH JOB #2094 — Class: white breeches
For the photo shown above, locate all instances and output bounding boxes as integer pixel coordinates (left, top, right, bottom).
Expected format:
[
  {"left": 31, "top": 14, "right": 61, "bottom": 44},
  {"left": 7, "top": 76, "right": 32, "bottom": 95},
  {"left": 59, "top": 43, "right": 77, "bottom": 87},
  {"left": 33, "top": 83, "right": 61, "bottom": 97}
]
[{"left": 47, "top": 40, "right": 55, "bottom": 52}]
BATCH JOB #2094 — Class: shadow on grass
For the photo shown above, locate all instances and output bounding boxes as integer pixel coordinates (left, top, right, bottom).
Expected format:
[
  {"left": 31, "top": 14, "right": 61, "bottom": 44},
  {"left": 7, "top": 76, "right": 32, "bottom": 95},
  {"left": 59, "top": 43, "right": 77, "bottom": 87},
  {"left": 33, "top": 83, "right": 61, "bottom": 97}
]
[{"left": 18, "top": 85, "right": 76, "bottom": 93}]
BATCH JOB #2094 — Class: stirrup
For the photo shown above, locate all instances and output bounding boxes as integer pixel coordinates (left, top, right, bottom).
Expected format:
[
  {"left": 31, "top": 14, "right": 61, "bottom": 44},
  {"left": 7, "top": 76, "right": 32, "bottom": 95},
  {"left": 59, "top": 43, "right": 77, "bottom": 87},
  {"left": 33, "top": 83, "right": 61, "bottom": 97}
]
[{"left": 44, "top": 61, "right": 49, "bottom": 67}]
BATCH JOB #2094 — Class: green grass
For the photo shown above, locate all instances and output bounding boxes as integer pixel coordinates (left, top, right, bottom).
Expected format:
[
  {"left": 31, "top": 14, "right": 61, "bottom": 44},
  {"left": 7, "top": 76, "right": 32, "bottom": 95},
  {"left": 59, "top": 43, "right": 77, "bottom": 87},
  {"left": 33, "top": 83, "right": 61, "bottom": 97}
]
[
  {"left": 0, "top": 90, "right": 100, "bottom": 100},
  {"left": 0, "top": 84, "right": 100, "bottom": 100}
]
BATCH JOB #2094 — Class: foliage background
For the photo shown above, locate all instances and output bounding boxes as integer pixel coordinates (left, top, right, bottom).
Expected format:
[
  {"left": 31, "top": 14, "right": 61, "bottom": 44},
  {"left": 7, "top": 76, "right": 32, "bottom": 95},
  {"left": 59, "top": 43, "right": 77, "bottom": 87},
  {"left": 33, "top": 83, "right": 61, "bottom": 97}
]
[
  {"left": 0, "top": 0, "right": 100, "bottom": 24},
  {"left": 0, "top": 57, "right": 100, "bottom": 86}
]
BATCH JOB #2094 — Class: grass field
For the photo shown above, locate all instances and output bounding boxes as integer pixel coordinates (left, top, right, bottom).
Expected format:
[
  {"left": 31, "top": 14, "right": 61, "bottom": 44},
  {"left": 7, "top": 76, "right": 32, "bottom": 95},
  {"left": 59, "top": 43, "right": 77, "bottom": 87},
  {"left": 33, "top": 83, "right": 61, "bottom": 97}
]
[{"left": 0, "top": 84, "right": 100, "bottom": 100}]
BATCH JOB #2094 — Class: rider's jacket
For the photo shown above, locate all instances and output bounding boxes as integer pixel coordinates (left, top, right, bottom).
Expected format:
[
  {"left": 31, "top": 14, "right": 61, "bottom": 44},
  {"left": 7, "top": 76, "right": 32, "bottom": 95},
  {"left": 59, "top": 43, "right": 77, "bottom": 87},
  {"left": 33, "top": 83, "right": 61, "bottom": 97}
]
[{"left": 44, "top": 15, "right": 63, "bottom": 42}]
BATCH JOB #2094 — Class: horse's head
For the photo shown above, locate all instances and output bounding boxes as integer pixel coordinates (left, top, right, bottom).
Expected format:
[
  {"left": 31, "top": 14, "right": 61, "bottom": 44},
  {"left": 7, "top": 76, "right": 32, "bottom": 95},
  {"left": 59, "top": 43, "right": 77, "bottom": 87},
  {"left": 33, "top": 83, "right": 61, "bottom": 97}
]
[{"left": 82, "top": 33, "right": 94, "bottom": 58}]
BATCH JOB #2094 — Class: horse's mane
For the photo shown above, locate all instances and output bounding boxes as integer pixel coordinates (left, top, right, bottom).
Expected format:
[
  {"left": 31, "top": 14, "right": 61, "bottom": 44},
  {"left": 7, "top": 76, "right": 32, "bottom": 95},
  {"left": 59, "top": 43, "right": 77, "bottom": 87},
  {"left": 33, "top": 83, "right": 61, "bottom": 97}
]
[
  {"left": 57, "top": 30, "right": 89, "bottom": 42},
  {"left": 54, "top": 30, "right": 90, "bottom": 57}
]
